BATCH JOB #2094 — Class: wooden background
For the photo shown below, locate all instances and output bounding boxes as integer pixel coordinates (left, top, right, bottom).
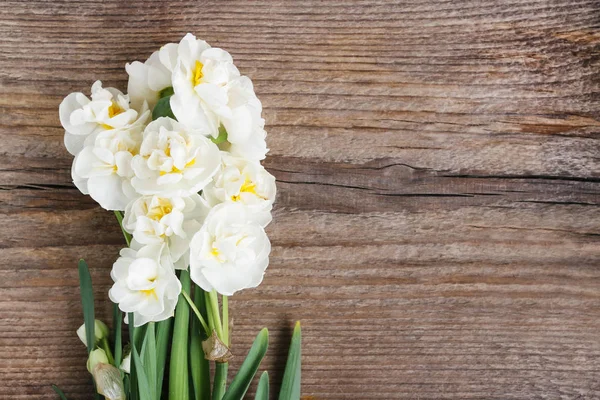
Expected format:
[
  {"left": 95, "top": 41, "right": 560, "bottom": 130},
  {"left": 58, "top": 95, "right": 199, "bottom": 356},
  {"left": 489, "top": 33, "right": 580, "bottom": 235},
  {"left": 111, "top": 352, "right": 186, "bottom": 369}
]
[{"left": 1, "top": 0, "right": 599, "bottom": 398}]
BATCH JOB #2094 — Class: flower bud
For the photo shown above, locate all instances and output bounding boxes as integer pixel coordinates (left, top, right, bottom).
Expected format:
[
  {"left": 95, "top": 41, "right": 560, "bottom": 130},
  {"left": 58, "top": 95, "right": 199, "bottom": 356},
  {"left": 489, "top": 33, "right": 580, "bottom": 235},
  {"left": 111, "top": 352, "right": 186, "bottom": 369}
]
[
  {"left": 119, "top": 352, "right": 131, "bottom": 374},
  {"left": 92, "top": 363, "right": 126, "bottom": 400},
  {"left": 87, "top": 348, "right": 109, "bottom": 373},
  {"left": 77, "top": 320, "right": 110, "bottom": 347}
]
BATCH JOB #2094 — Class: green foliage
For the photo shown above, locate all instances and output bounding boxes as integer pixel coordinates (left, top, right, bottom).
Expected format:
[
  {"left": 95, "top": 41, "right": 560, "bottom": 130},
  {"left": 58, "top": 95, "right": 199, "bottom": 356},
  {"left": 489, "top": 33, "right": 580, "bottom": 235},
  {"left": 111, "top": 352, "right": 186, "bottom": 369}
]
[
  {"left": 156, "top": 318, "right": 173, "bottom": 396},
  {"left": 113, "top": 211, "right": 132, "bottom": 246},
  {"left": 170, "top": 270, "right": 191, "bottom": 400},
  {"left": 128, "top": 313, "right": 139, "bottom": 400},
  {"left": 255, "top": 372, "right": 269, "bottom": 400},
  {"left": 190, "top": 286, "right": 211, "bottom": 400},
  {"left": 159, "top": 86, "right": 175, "bottom": 98},
  {"left": 213, "top": 362, "right": 228, "bottom": 400},
  {"left": 211, "top": 125, "right": 228, "bottom": 145},
  {"left": 51, "top": 384, "right": 68, "bottom": 400},
  {"left": 113, "top": 304, "right": 122, "bottom": 368},
  {"left": 77, "top": 259, "right": 95, "bottom": 355},
  {"left": 152, "top": 96, "right": 177, "bottom": 121},
  {"left": 279, "top": 322, "right": 302, "bottom": 400},
  {"left": 222, "top": 328, "right": 269, "bottom": 400}
]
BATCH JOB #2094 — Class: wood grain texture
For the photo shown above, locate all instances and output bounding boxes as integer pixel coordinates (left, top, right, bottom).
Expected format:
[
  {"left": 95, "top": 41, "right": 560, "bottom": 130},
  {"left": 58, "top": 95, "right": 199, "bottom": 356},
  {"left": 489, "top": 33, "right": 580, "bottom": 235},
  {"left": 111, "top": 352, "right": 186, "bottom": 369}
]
[{"left": 1, "top": 0, "right": 600, "bottom": 398}]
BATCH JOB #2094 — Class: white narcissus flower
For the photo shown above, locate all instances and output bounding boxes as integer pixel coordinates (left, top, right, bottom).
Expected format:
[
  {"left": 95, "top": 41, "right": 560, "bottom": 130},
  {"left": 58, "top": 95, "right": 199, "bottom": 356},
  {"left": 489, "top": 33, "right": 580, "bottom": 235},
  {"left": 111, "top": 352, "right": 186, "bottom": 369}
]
[
  {"left": 131, "top": 117, "right": 221, "bottom": 197},
  {"left": 170, "top": 33, "right": 241, "bottom": 135},
  {"left": 221, "top": 125, "right": 269, "bottom": 162},
  {"left": 123, "top": 193, "right": 209, "bottom": 269},
  {"left": 203, "top": 153, "right": 275, "bottom": 226},
  {"left": 71, "top": 113, "right": 148, "bottom": 211},
  {"left": 189, "top": 203, "right": 271, "bottom": 296},
  {"left": 126, "top": 43, "right": 179, "bottom": 110},
  {"left": 60, "top": 80, "right": 144, "bottom": 156},
  {"left": 218, "top": 76, "right": 263, "bottom": 146},
  {"left": 109, "top": 244, "right": 181, "bottom": 327}
]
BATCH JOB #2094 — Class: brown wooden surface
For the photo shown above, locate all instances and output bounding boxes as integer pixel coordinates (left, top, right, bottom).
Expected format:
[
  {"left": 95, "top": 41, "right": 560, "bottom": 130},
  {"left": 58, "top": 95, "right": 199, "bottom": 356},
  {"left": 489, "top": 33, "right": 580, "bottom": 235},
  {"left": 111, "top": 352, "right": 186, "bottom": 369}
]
[{"left": 1, "top": 0, "right": 600, "bottom": 399}]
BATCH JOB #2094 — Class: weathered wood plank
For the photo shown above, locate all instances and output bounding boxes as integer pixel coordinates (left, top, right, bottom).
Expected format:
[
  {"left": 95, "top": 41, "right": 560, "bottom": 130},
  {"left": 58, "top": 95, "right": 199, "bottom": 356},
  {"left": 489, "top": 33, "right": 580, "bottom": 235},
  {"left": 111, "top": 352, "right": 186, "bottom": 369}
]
[{"left": 0, "top": 0, "right": 599, "bottom": 399}]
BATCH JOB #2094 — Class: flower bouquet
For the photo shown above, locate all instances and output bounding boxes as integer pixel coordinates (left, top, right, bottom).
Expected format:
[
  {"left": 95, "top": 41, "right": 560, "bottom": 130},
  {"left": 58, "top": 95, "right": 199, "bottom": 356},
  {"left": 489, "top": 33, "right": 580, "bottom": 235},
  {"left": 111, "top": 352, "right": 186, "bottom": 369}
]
[{"left": 54, "top": 33, "right": 301, "bottom": 400}]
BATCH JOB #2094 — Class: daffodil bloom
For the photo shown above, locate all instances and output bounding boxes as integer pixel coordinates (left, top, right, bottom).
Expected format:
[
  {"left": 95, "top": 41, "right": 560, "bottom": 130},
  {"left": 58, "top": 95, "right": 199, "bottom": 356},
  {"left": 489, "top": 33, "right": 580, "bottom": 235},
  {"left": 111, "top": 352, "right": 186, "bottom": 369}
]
[
  {"left": 189, "top": 203, "right": 271, "bottom": 296},
  {"left": 203, "top": 153, "right": 275, "bottom": 226},
  {"left": 71, "top": 114, "right": 148, "bottom": 211},
  {"left": 170, "top": 33, "right": 241, "bottom": 136},
  {"left": 131, "top": 117, "right": 220, "bottom": 197},
  {"left": 126, "top": 43, "right": 179, "bottom": 110},
  {"left": 60, "top": 81, "right": 145, "bottom": 156},
  {"left": 108, "top": 244, "right": 181, "bottom": 327},
  {"left": 123, "top": 193, "right": 209, "bottom": 269}
]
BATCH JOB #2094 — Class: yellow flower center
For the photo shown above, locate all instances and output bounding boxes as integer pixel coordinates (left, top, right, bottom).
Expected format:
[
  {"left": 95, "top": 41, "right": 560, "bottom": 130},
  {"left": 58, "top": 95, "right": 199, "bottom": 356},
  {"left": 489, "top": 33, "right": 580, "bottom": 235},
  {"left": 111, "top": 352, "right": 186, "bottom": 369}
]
[
  {"left": 141, "top": 288, "right": 157, "bottom": 299},
  {"left": 192, "top": 61, "right": 204, "bottom": 86},
  {"left": 159, "top": 158, "right": 196, "bottom": 176},
  {"left": 101, "top": 101, "right": 124, "bottom": 130},
  {"left": 232, "top": 178, "right": 259, "bottom": 202},
  {"left": 108, "top": 102, "right": 123, "bottom": 118},
  {"left": 147, "top": 198, "right": 173, "bottom": 221}
]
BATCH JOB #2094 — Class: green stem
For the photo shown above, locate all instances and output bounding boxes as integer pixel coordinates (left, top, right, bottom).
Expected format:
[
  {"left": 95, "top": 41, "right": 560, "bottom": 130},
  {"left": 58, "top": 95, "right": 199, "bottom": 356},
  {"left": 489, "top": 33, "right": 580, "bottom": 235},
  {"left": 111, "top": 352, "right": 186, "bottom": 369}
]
[
  {"left": 128, "top": 313, "right": 138, "bottom": 400},
  {"left": 169, "top": 270, "right": 191, "bottom": 400},
  {"left": 100, "top": 337, "right": 115, "bottom": 365},
  {"left": 206, "top": 290, "right": 224, "bottom": 340},
  {"left": 190, "top": 286, "right": 211, "bottom": 400},
  {"left": 113, "top": 210, "right": 132, "bottom": 246},
  {"left": 222, "top": 296, "right": 229, "bottom": 347},
  {"left": 112, "top": 304, "right": 122, "bottom": 368},
  {"left": 182, "top": 289, "right": 210, "bottom": 336},
  {"left": 212, "top": 362, "right": 228, "bottom": 400}
]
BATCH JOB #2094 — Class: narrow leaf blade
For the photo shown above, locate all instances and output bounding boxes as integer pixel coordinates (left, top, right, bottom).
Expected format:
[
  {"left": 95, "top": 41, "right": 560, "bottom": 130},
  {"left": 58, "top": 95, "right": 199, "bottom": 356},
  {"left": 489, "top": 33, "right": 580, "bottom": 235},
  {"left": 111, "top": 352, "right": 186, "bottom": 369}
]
[
  {"left": 169, "top": 270, "right": 191, "bottom": 400},
  {"left": 78, "top": 259, "right": 95, "bottom": 355},
  {"left": 156, "top": 318, "right": 173, "bottom": 397},
  {"left": 254, "top": 372, "right": 269, "bottom": 400},
  {"left": 52, "top": 384, "right": 68, "bottom": 400},
  {"left": 222, "top": 328, "right": 269, "bottom": 400},
  {"left": 128, "top": 313, "right": 139, "bottom": 400},
  {"left": 141, "top": 322, "right": 157, "bottom": 396},
  {"left": 190, "top": 285, "right": 211, "bottom": 400},
  {"left": 132, "top": 344, "right": 154, "bottom": 400},
  {"left": 113, "top": 304, "right": 122, "bottom": 368},
  {"left": 278, "top": 322, "right": 301, "bottom": 400}
]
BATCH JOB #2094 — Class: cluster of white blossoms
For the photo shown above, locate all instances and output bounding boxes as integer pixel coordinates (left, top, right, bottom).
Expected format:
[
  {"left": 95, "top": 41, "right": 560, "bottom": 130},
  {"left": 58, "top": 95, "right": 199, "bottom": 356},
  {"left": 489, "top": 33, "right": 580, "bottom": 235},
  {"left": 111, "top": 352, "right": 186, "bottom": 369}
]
[{"left": 60, "top": 34, "right": 276, "bottom": 327}]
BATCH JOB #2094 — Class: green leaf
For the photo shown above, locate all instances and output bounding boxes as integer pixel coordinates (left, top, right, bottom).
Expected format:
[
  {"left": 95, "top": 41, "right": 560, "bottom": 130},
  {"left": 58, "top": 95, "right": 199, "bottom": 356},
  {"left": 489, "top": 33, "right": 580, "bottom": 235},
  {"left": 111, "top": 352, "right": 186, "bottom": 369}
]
[
  {"left": 113, "top": 210, "right": 132, "bottom": 246},
  {"left": 123, "top": 374, "right": 130, "bottom": 397},
  {"left": 190, "top": 286, "right": 211, "bottom": 400},
  {"left": 222, "top": 328, "right": 269, "bottom": 400},
  {"left": 152, "top": 95, "right": 176, "bottom": 121},
  {"left": 78, "top": 259, "right": 95, "bottom": 355},
  {"left": 211, "top": 125, "right": 228, "bottom": 145},
  {"left": 52, "top": 384, "right": 68, "bottom": 400},
  {"left": 156, "top": 318, "right": 173, "bottom": 397},
  {"left": 132, "top": 341, "right": 154, "bottom": 400},
  {"left": 169, "top": 270, "right": 191, "bottom": 400},
  {"left": 113, "top": 304, "right": 122, "bottom": 368},
  {"left": 128, "top": 313, "right": 139, "bottom": 400},
  {"left": 278, "top": 322, "right": 301, "bottom": 400},
  {"left": 159, "top": 86, "right": 174, "bottom": 98},
  {"left": 141, "top": 322, "right": 157, "bottom": 396},
  {"left": 212, "top": 362, "right": 228, "bottom": 400},
  {"left": 254, "top": 372, "right": 269, "bottom": 400}
]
